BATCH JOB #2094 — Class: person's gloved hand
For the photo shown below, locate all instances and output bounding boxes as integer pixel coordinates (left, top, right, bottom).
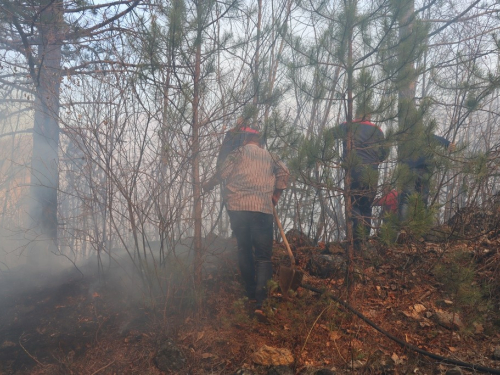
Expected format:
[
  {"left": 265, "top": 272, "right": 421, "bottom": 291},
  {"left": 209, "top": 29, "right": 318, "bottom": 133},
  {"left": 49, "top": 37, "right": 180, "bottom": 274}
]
[
  {"left": 272, "top": 189, "right": 283, "bottom": 206},
  {"left": 202, "top": 178, "right": 217, "bottom": 193}
]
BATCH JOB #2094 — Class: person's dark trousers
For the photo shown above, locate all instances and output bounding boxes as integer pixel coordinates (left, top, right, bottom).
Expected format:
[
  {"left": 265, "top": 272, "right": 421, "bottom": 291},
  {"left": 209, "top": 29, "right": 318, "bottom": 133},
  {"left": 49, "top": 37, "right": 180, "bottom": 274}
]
[
  {"left": 399, "top": 167, "right": 431, "bottom": 221},
  {"left": 350, "top": 178, "right": 376, "bottom": 248},
  {"left": 227, "top": 210, "right": 274, "bottom": 309}
]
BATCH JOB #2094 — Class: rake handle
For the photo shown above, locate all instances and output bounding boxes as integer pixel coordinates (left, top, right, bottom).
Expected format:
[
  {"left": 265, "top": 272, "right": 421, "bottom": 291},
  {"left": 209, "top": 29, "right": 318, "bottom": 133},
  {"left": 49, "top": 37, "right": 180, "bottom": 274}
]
[{"left": 273, "top": 206, "right": 295, "bottom": 265}]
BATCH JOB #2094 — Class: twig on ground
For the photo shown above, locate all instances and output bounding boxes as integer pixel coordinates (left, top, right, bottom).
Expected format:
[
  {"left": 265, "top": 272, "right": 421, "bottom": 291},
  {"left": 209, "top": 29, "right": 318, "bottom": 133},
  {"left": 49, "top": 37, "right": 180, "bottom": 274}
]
[
  {"left": 19, "top": 335, "right": 46, "bottom": 367},
  {"left": 90, "top": 359, "right": 116, "bottom": 375},
  {"left": 300, "top": 303, "right": 330, "bottom": 354}
]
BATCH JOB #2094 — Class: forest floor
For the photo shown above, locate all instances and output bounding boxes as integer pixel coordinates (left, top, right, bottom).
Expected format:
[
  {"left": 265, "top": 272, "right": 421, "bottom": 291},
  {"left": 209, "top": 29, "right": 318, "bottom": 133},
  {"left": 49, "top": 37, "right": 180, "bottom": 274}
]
[{"left": 1, "top": 220, "right": 500, "bottom": 374}]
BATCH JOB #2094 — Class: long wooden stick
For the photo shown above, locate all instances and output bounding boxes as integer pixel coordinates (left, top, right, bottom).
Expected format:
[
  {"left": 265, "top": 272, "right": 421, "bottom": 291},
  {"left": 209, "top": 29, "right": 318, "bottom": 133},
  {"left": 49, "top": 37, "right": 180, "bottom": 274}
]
[{"left": 273, "top": 206, "right": 294, "bottom": 265}]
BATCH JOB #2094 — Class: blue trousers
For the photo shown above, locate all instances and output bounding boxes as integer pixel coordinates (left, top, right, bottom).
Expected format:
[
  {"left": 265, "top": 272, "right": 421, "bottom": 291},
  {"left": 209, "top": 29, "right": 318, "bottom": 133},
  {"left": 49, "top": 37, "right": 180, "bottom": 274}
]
[{"left": 228, "top": 211, "right": 273, "bottom": 308}]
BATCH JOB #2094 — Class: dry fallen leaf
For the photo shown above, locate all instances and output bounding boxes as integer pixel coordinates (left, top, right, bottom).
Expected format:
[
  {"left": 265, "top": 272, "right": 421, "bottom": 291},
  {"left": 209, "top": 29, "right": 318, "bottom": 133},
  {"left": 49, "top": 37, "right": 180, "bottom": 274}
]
[
  {"left": 329, "top": 331, "right": 341, "bottom": 341},
  {"left": 391, "top": 353, "right": 404, "bottom": 365},
  {"left": 413, "top": 304, "right": 426, "bottom": 313},
  {"left": 419, "top": 319, "right": 432, "bottom": 328},
  {"left": 201, "top": 353, "right": 217, "bottom": 359},
  {"left": 1, "top": 341, "right": 16, "bottom": 348},
  {"left": 473, "top": 322, "right": 484, "bottom": 334},
  {"left": 196, "top": 331, "right": 205, "bottom": 342}
]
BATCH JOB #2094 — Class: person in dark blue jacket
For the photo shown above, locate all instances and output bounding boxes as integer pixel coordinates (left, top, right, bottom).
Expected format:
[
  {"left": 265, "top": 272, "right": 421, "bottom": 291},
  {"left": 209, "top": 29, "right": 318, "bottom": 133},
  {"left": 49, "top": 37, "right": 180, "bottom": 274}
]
[
  {"left": 398, "top": 133, "right": 454, "bottom": 220},
  {"left": 332, "top": 112, "right": 389, "bottom": 248}
]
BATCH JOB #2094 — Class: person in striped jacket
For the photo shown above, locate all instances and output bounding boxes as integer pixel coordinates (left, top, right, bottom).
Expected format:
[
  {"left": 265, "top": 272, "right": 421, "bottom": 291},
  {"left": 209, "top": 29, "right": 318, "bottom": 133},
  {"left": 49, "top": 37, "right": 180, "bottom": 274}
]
[{"left": 203, "top": 124, "right": 289, "bottom": 314}]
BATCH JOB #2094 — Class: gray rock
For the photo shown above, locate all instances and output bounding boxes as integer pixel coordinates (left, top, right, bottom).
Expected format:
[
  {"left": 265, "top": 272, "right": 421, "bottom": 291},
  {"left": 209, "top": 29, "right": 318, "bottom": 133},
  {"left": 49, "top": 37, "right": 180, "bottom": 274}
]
[
  {"left": 348, "top": 360, "right": 365, "bottom": 370},
  {"left": 267, "top": 365, "right": 294, "bottom": 375},
  {"left": 307, "top": 254, "right": 346, "bottom": 278},
  {"left": 434, "top": 310, "right": 463, "bottom": 330},
  {"left": 298, "top": 367, "right": 336, "bottom": 375},
  {"left": 153, "top": 339, "right": 186, "bottom": 372},
  {"left": 315, "top": 370, "right": 336, "bottom": 375},
  {"left": 251, "top": 345, "right": 294, "bottom": 366},
  {"left": 492, "top": 346, "right": 500, "bottom": 360},
  {"left": 297, "top": 367, "right": 317, "bottom": 375},
  {"left": 445, "top": 366, "right": 463, "bottom": 375},
  {"left": 235, "top": 369, "right": 257, "bottom": 375},
  {"left": 285, "top": 229, "right": 313, "bottom": 248}
]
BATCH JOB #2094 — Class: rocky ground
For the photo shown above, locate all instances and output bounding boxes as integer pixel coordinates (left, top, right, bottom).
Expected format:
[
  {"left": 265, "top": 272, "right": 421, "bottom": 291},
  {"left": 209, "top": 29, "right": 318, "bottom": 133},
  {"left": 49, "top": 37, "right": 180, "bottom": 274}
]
[{"left": 1, "top": 213, "right": 500, "bottom": 375}]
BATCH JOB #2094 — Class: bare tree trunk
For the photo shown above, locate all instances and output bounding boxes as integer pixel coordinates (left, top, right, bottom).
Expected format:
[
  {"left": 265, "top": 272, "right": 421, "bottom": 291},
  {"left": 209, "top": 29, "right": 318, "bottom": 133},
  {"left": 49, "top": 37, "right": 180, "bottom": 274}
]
[
  {"left": 396, "top": 0, "right": 419, "bottom": 224},
  {"left": 192, "top": 0, "right": 204, "bottom": 295},
  {"left": 344, "top": 2, "right": 355, "bottom": 300},
  {"left": 252, "top": 0, "right": 263, "bottom": 125},
  {"left": 29, "top": 1, "right": 63, "bottom": 254}
]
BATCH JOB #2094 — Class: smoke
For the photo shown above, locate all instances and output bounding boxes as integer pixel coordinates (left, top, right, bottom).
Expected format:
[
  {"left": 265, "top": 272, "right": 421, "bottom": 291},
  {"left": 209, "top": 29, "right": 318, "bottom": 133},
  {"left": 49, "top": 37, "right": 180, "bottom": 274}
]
[
  {"left": 0, "top": 226, "right": 78, "bottom": 298},
  {"left": 0, "top": 228, "right": 28, "bottom": 272}
]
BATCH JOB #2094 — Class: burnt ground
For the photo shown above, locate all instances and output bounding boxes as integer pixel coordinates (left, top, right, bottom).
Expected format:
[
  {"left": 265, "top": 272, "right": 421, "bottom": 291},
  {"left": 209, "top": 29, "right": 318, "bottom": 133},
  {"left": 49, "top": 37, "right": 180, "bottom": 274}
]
[{"left": 1, "top": 228, "right": 500, "bottom": 375}]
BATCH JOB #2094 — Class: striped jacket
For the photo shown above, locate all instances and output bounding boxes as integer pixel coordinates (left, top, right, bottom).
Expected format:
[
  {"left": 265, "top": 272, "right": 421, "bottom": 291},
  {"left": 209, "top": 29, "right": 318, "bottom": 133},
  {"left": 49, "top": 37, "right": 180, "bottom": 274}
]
[{"left": 220, "top": 144, "right": 289, "bottom": 214}]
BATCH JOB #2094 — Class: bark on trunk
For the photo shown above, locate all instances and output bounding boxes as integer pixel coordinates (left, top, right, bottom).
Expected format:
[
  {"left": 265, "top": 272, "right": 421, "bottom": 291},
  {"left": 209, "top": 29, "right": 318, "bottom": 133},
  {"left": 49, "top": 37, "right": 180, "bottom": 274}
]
[
  {"left": 29, "top": 1, "right": 63, "bottom": 251},
  {"left": 192, "top": 1, "right": 204, "bottom": 295}
]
